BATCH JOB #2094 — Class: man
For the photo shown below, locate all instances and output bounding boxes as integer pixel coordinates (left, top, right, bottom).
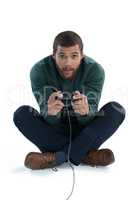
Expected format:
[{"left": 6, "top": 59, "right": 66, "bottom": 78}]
[{"left": 13, "top": 31, "right": 126, "bottom": 170}]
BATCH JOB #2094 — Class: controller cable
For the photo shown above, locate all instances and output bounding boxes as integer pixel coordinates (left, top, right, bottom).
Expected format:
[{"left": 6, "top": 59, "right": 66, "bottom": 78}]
[{"left": 52, "top": 97, "right": 75, "bottom": 200}]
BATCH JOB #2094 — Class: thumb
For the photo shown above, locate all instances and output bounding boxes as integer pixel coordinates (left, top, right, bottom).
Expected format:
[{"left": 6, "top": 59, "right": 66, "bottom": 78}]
[{"left": 74, "top": 90, "right": 81, "bottom": 95}]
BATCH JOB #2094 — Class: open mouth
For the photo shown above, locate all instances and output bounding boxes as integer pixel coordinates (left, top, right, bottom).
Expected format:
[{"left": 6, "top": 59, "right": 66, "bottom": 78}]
[
  {"left": 63, "top": 69, "right": 73, "bottom": 72},
  {"left": 63, "top": 71, "right": 73, "bottom": 74}
]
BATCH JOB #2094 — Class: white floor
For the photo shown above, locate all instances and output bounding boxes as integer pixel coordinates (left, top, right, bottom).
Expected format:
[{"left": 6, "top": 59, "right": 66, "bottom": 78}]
[
  {"left": 0, "top": 0, "right": 132, "bottom": 199},
  {"left": 1, "top": 114, "right": 132, "bottom": 200}
]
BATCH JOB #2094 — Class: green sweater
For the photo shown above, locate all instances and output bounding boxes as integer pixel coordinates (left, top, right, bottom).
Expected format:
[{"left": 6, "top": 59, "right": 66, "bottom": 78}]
[{"left": 30, "top": 55, "right": 105, "bottom": 127}]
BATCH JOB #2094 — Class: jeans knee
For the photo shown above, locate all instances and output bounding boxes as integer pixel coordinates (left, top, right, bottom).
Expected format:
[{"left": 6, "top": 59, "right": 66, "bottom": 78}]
[
  {"left": 13, "top": 105, "right": 31, "bottom": 124},
  {"left": 105, "top": 101, "right": 126, "bottom": 122}
]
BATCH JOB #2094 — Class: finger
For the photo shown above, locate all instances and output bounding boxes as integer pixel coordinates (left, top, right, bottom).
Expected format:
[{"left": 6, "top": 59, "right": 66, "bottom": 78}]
[
  {"left": 49, "top": 104, "right": 63, "bottom": 111},
  {"left": 78, "top": 94, "right": 87, "bottom": 104},
  {"left": 53, "top": 91, "right": 62, "bottom": 99},
  {"left": 55, "top": 93, "right": 63, "bottom": 100},
  {"left": 73, "top": 96, "right": 83, "bottom": 101},
  {"left": 72, "top": 98, "right": 83, "bottom": 106},
  {"left": 74, "top": 91, "right": 81, "bottom": 95},
  {"left": 73, "top": 109, "right": 80, "bottom": 114},
  {"left": 73, "top": 92, "right": 84, "bottom": 99},
  {"left": 54, "top": 100, "right": 64, "bottom": 106},
  {"left": 83, "top": 96, "right": 88, "bottom": 104},
  {"left": 55, "top": 105, "right": 64, "bottom": 110},
  {"left": 49, "top": 91, "right": 62, "bottom": 102},
  {"left": 72, "top": 104, "right": 81, "bottom": 110},
  {"left": 73, "top": 91, "right": 81, "bottom": 98},
  {"left": 73, "top": 95, "right": 83, "bottom": 101},
  {"left": 74, "top": 108, "right": 86, "bottom": 115},
  {"left": 72, "top": 100, "right": 82, "bottom": 107},
  {"left": 73, "top": 96, "right": 82, "bottom": 101}
]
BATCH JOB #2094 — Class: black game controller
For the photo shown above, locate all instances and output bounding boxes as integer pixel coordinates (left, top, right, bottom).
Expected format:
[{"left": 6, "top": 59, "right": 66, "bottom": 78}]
[{"left": 55, "top": 91, "right": 81, "bottom": 109}]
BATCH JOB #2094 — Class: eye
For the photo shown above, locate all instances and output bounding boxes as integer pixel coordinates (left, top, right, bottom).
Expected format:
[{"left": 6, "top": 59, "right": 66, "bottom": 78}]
[
  {"left": 59, "top": 55, "right": 65, "bottom": 59},
  {"left": 72, "top": 55, "right": 78, "bottom": 59}
]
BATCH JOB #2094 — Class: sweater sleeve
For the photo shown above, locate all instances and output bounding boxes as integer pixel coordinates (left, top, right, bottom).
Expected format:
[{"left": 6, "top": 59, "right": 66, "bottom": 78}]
[
  {"left": 30, "top": 64, "right": 61, "bottom": 125},
  {"left": 75, "top": 63, "right": 105, "bottom": 125}
]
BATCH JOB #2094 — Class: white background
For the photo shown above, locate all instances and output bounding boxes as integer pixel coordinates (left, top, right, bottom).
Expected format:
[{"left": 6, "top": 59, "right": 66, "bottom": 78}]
[{"left": 0, "top": 0, "right": 132, "bottom": 199}]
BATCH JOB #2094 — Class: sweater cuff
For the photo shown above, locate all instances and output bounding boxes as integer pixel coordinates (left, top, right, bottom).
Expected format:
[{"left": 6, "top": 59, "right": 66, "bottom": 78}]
[
  {"left": 40, "top": 105, "right": 61, "bottom": 125},
  {"left": 75, "top": 105, "right": 96, "bottom": 125}
]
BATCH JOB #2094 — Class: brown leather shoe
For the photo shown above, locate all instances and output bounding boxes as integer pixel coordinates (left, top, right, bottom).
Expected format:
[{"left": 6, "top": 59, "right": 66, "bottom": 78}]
[
  {"left": 24, "top": 152, "right": 57, "bottom": 170},
  {"left": 81, "top": 148, "right": 115, "bottom": 167}
]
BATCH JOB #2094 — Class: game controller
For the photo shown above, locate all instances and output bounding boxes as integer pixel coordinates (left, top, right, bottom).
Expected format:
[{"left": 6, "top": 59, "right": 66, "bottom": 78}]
[{"left": 55, "top": 91, "right": 81, "bottom": 108}]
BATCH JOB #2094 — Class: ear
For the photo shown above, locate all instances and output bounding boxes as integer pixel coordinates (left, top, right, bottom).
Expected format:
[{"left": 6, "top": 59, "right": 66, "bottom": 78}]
[
  {"left": 52, "top": 54, "right": 55, "bottom": 59},
  {"left": 82, "top": 53, "right": 85, "bottom": 59},
  {"left": 80, "top": 54, "right": 85, "bottom": 61}
]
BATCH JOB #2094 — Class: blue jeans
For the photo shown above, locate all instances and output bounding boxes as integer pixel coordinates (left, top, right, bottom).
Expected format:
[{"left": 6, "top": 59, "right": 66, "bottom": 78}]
[{"left": 13, "top": 101, "right": 125, "bottom": 165}]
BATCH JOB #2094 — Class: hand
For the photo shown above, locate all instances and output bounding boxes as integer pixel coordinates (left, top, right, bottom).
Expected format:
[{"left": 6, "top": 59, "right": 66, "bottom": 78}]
[
  {"left": 72, "top": 91, "right": 89, "bottom": 115},
  {"left": 47, "top": 91, "right": 64, "bottom": 116}
]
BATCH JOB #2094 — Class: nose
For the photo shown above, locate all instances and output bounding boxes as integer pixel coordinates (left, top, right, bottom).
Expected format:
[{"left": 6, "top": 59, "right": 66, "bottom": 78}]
[{"left": 64, "top": 57, "right": 72, "bottom": 65}]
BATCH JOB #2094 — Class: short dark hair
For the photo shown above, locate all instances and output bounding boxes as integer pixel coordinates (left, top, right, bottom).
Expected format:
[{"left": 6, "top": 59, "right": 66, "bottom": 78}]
[{"left": 53, "top": 31, "right": 83, "bottom": 55}]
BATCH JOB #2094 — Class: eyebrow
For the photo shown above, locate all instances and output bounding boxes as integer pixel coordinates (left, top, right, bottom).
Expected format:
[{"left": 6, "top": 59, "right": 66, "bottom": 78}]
[{"left": 58, "top": 52, "right": 79, "bottom": 54}]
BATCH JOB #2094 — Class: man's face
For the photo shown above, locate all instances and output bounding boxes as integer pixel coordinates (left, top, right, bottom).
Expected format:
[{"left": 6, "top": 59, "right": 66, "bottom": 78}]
[{"left": 53, "top": 44, "right": 84, "bottom": 80}]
